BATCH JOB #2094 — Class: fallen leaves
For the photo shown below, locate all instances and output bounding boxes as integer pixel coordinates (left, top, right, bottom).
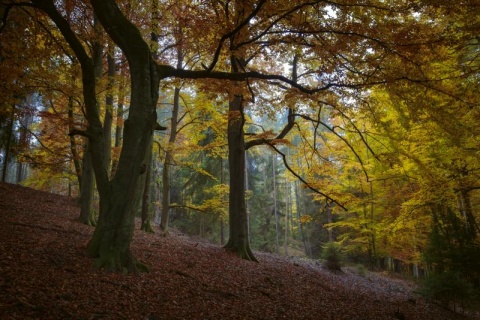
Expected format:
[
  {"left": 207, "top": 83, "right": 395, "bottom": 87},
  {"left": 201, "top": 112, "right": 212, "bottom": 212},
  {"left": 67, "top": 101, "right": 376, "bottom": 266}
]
[{"left": 0, "top": 182, "right": 477, "bottom": 319}]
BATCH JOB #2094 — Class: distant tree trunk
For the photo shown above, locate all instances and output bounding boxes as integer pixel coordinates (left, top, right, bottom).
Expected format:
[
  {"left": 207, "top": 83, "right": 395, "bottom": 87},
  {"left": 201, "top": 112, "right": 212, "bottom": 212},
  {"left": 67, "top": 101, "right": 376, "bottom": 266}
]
[
  {"left": 160, "top": 85, "right": 180, "bottom": 234},
  {"left": 459, "top": 190, "right": 480, "bottom": 235},
  {"left": 159, "top": 41, "right": 182, "bottom": 234},
  {"left": 245, "top": 152, "right": 250, "bottom": 241},
  {"left": 2, "top": 104, "right": 15, "bottom": 183},
  {"left": 284, "top": 178, "right": 289, "bottom": 256},
  {"left": 16, "top": 109, "right": 31, "bottom": 183},
  {"left": 326, "top": 202, "right": 333, "bottom": 242},
  {"left": 295, "top": 179, "right": 311, "bottom": 258},
  {"left": 68, "top": 96, "right": 82, "bottom": 188},
  {"left": 369, "top": 181, "right": 377, "bottom": 266},
  {"left": 273, "top": 154, "right": 280, "bottom": 254}
]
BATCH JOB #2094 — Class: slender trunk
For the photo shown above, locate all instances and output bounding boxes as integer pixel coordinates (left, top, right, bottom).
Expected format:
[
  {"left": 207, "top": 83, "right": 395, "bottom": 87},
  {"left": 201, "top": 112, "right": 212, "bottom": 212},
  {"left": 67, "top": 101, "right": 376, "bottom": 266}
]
[
  {"left": 160, "top": 151, "right": 172, "bottom": 233},
  {"left": 245, "top": 151, "right": 250, "bottom": 241},
  {"left": 220, "top": 157, "right": 225, "bottom": 245},
  {"left": 327, "top": 203, "right": 333, "bottom": 242},
  {"left": 2, "top": 104, "right": 15, "bottom": 183},
  {"left": 273, "top": 154, "right": 280, "bottom": 254},
  {"left": 79, "top": 15, "right": 102, "bottom": 225},
  {"left": 79, "top": 143, "right": 96, "bottom": 226},
  {"left": 111, "top": 72, "right": 125, "bottom": 176},
  {"left": 295, "top": 179, "right": 310, "bottom": 257},
  {"left": 460, "top": 190, "right": 480, "bottom": 235},
  {"left": 160, "top": 86, "right": 180, "bottom": 234},
  {"left": 103, "top": 45, "right": 115, "bottom": 174},
  {"left": 369, "top": 181, "right": 376, "bottom": 266},
  {"left": 284, "top": 178, "right": 289, "bottom": 256},
  {"left": 68, "top": 96, "right": 82, "bottom": 188},
  {"left": 160, "top": 37, "right": 182, "bottom": 233}
]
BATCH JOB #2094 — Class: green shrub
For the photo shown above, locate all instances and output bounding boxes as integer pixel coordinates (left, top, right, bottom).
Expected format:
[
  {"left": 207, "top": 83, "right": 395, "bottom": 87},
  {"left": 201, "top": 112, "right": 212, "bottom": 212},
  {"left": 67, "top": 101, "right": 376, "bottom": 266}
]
[
  {"left": 419, "top": 271, "right": 478, "bottom": 311},
  {"left": 321, "top": 242, "right": 344, "bottom": 272},
  {"left": 356, "top": 264, "right": 367, "bottom": 277}
]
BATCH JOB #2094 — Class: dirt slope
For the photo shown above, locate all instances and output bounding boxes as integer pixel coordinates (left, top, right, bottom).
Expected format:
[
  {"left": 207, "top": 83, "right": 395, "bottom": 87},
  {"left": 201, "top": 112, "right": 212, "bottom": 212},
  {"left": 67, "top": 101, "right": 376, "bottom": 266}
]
[{"left": 0, "top": 182, "right": 475, "bottom": 319}]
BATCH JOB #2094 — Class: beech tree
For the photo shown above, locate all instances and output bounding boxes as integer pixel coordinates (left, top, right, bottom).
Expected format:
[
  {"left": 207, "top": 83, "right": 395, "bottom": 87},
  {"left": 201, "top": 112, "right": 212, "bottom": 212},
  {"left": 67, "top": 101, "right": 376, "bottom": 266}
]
[{"left": 2, "top": 0, "right": 466, "bottom": 271}]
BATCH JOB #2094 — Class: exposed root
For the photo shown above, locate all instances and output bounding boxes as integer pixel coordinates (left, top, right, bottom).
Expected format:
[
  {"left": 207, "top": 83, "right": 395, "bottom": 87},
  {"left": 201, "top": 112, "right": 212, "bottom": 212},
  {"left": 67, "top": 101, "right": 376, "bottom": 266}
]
[{"left": 224, "top": 243, "right": 258, "bottom": 262}]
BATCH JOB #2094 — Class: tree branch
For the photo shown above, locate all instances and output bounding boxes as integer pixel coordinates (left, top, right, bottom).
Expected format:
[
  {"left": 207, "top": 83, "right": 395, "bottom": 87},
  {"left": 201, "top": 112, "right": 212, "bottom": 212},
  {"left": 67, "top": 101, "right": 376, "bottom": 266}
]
[
  {"left": 206, "top": 0, "right": 267, "bottom": 72},
  {"left": 268, "top": 142, "right": 347, "bottom": 211}
]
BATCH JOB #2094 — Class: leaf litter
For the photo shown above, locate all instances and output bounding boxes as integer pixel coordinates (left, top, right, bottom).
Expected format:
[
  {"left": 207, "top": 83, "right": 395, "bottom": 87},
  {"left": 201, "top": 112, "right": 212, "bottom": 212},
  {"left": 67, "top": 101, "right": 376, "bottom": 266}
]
[{"left": 0, "top": 182, "right": 477, "bottom": 320}]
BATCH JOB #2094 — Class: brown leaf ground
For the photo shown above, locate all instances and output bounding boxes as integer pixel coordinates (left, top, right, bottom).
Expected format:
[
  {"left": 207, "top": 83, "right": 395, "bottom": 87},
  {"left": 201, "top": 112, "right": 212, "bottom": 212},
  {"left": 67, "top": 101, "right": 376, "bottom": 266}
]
[{"left": 0, "top": 182, "right": 478, "bottom": 320}]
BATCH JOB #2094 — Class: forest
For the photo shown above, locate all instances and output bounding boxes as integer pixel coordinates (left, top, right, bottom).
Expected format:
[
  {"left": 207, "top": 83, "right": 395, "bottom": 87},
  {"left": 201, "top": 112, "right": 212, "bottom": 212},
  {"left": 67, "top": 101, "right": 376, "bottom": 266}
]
[{"left": 1, "top": 0, "right": 480, "bottom": 314}]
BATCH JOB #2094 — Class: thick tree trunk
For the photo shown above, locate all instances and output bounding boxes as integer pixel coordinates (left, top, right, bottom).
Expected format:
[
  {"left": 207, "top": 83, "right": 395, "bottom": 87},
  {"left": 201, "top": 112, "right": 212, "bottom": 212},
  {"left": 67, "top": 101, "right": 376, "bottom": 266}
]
[
  {"left": 33, "top": 0, "right": 158, "bottom": 272},
  {"left": 87, "top": 105, "right": 156, "bottom": 272},
  {"left": 141, "top": 141, "right": 155, "bottom": 233},
  {"left": 85, "top": 0, "right": 161, "bottom": 272},
  {"left": 224, "top": 94, "right": 257, "bottom": 261}
]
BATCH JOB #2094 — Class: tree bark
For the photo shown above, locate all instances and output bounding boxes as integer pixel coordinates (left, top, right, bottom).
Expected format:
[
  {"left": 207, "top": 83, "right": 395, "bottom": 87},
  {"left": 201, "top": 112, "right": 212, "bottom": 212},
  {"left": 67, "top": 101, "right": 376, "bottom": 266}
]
[
  {"left": 160, "top": 64, "right": 182, "bottom": 234},
  {"left": 68, "top": 96, "right": 82, "bottom": 188},
  {"left": 111, "top": 70, "right": 125, "bottom": 177},
  {"left": 273, "top": 154, "right": 280, "bottom": 254},
  {"left": 78, "top": 143, "right": 95, "bottom": 226},
  {"left": 78, "top": 14, "right": 103, "bottom": 226},
  {"left": 86, "top": 0, "right": 161, "bottom": 272},
  {"left": 141, "top": 140, "right": 155, "bottom": 233},
  {"left": 224, "top": 93, "right": 257, "bottom": 261},
  {"left": 103, "top": 45, "right": 115, "bottom": 174},
  {"left": 2, "top": 104, "right": 15, "bottom": 183}
]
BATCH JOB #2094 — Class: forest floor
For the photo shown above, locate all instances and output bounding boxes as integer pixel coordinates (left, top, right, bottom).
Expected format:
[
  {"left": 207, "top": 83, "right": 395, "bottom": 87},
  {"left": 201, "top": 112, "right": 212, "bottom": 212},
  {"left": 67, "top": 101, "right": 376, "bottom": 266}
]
[{"left": 0, "top": 182, "right": 478, "bottom": 320}]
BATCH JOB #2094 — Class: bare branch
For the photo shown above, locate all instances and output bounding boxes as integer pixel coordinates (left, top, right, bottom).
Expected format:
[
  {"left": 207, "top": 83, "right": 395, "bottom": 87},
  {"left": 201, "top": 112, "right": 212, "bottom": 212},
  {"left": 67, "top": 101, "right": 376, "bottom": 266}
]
[{"left": 206, "top": 0, "right": 268, "bottom": 72}]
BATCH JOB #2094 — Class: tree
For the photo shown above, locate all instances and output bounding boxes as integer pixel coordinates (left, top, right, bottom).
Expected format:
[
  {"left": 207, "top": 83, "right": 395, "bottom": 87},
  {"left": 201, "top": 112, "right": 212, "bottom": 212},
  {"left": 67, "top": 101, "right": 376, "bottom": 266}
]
[{"left": 3, "top": 0, "right": 467, "bottom": 271}]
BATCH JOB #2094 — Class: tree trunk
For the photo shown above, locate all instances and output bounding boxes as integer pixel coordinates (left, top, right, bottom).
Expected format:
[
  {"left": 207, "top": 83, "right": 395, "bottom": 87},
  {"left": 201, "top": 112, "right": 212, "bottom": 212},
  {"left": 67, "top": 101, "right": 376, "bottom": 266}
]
[
  {"left": 141, "top": 140, "right": 155, "bottom": 233},
  {"left": 159, "top": 87, "right": 180, "bottom": 234},
  {"left": 284, "top": 178, "right": 289, "bottom": 256},
  {"left": 2, "top": 104, "right": 15, "bottom": 183},
  {"left": 103, "top": 45, "right": 115, "bottom": 174},
  {"left": 79, "top": 144, "right": 96, "bottom": 226},
  {"left": 111, "top": 70, "right": 125, "bottom": 177},
  {"left": 224, "top": 94, "right": 257, "bottom": 261},
  {"left": 78, "top": 15, "right": 102, "bottom": 226},
  {"left": 159, "top": 41, "right": 182, "bottom": 234},
  {"left": 85, "top": 0, "right": 161, "bottom": 272},
  {"left": 68, "top": 96, "right": 82, "bottom": 188},
  {"left": 273, "top": 154, "right": 280, "bottom": 254}
]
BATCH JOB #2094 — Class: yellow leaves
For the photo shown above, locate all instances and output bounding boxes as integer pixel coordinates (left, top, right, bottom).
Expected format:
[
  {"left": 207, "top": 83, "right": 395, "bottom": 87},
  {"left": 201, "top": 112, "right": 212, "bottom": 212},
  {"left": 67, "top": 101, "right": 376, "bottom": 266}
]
[
  {"left": 191, "top": 184, "right": 230, "bottom": 217},
  {"left": 299, "top": 214, "right": 313, "bottom": 224}
]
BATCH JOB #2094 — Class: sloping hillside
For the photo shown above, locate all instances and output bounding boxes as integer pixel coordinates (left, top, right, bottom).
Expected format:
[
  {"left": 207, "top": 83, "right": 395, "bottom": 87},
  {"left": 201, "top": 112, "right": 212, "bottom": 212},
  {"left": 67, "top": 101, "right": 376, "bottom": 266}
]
[{"left": 0, "top": 182, "right": 474, "bottom": 319}]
